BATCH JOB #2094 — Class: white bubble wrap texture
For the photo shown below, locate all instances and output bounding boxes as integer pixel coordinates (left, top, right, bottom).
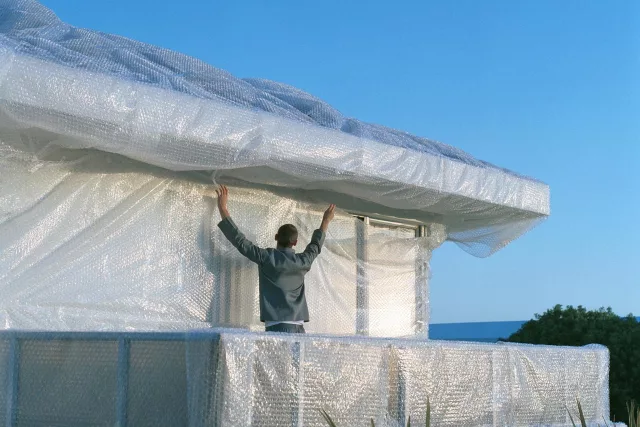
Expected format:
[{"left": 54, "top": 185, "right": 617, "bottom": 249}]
[
  {"left": 0, "top": 136, "right": 443, "bottom": 336},
  {"left": 0, "top": 331, "right": 615, "bottom": 427},
  {"left": 0, "top": 0, "right": 549, "bottom": 257},
  {"left": 205, "top": 332, "right": 612, "bottom": 427}
]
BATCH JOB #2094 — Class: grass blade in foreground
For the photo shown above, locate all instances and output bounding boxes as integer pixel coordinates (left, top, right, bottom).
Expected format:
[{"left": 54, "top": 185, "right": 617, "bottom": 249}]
[
  {"left": 566, "top": 405, "right": 578, "bottom": 427},
  {"left": 426, "top": 396, "right": 431, "bottom": 427},
  {"left": 628, "top": 400, "right": 638, "bottom": 427},
  {"left": 577, "top": 399, "right": 588, "bottom": 427},
  {"left": 319, "top": 409, "right": 338, "bottom": 427}
]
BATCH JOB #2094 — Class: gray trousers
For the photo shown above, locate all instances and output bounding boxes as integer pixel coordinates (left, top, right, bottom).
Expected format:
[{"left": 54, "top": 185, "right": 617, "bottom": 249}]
[{"left": 265, "top": 323, "right": 306, "bottom": 333}]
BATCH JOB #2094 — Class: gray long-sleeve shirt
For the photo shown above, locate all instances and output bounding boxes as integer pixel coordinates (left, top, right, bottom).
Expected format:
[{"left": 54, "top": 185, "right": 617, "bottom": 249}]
[{"left": 217, "top": 217, "right": 325, "bottom": 322}]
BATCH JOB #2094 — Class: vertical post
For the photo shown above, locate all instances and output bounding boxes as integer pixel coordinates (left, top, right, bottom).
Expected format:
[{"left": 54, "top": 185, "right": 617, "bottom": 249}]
[
  {"left": 388, "top": 348, "right": 405, "bottom": 425},
  {"left": 116, "top": 337, "right": 130, "bottom": 427},
  {"left": 356, "top": 217, "right": 369, "bottom": 335},
  {"left": 293, "top": 340, "right": 305, "bottom": 427},
  {"left": 414, "top": 225, "right": 429, "bottom": 337},
  {"left": 222, "top": 260, "right": 233, "bottom": 324},
  {"left": 210, "top": 246, "right": 223, "bottom": 325},
  {"left": 5, "top": 335, "right": 19, "bottom": 427},
  {"left": 203, "top": 197, "right": 219, "bottom": 326},
  {"left": 211, "top": 244, "right": 232, "bottom": 326},
  {"left": 564, "top": 349, "right": 571, "bottom": 426},
  {"left": 492, "top": 348, "right": 498, "bottom": 427}
]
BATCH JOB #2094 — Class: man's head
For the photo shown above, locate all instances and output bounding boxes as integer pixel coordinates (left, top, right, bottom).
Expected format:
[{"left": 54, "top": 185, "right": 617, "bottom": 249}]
[{"left": 275, "top": 224, "right": 298, "bottom": 248}]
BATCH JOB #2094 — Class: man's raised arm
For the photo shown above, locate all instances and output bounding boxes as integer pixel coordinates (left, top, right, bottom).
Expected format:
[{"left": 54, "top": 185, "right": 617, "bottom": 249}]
[
  {"left": 300, "top": 204, "right": 335, "bottom": 267},
  {"left": 215, "top": 185, "right": 268, "bottom": 265}
]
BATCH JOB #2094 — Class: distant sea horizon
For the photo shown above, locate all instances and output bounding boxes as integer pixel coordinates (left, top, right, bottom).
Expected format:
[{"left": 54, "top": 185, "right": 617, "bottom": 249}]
[{"left": 429, "top": 317, "right": 640, "bottom": 342}]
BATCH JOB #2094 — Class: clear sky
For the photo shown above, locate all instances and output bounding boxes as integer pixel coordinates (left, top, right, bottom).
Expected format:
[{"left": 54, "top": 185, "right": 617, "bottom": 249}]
[{"left": 39, "top": 0, "right": 640, "bottom": 323}]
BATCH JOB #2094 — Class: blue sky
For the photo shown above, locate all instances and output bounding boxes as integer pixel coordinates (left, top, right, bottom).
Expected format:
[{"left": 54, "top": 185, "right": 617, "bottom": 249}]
[{"left": 39, "top": 0, "right": 639, "bottom": 323}]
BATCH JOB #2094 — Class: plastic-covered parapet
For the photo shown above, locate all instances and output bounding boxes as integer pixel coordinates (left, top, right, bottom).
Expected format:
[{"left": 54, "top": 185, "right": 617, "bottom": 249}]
[
  {"left": 0, "top": 0, "right": 549, "bottom": 257},
  {"left": 0, "top": 330, "right": 614, "bottom": 427},
  {"left": 203, "top": 331, "right": 612, "bottom": 426}
]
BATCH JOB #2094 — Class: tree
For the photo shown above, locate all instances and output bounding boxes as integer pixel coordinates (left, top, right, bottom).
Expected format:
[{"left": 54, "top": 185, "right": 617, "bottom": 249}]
[{"left": 506, "top": 304, "right": 640, "bottom": 424}]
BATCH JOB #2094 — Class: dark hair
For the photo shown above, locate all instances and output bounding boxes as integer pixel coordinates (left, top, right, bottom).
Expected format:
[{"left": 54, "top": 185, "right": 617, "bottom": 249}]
[{"left": 276, "top": 224, "right": 298, "bottom": 247}]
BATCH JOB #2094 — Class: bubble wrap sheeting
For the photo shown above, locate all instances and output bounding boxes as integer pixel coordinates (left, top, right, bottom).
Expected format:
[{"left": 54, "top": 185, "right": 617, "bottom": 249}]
[
  {"left": 0, "top": 331, "right": 614, "bottom": 427},
  {"left": 0, "top": 135, "right": 443, "bottom": 335},
  {"left": 195, "top": 331, "right": 612, "bottom": 427},
  {"left": 0, "top": 0, "right": 549, "bottom": 257}
]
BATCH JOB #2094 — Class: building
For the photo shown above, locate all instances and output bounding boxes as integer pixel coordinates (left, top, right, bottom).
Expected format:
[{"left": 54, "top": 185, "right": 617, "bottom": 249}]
[{"left": 0, "top": 1, "right": 613, "bottom": 426}]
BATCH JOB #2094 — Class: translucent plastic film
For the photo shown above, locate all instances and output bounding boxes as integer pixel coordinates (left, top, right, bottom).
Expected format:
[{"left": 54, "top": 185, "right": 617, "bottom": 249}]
[
  {"left": 198, "top": 331, "right": 612, "bottom": 427},
  {"left": 0, "top": 0, "right": 550, "bottom": 256},
  {"left": 0, "top": 135, "right": 445, "bottom": 335},
  {"left": 0, "top": 331, "right": 615, "bottom": 427}
]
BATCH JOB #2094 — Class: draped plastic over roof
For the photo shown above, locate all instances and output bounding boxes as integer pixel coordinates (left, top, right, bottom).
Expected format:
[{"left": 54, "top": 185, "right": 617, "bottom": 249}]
[{"left": 0, "top": 0, "right": 549, "bottom": 256}]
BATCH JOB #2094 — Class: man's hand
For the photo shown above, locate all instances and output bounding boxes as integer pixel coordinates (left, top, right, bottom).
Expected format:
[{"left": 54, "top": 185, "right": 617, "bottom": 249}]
[
  {"left": 320, "top": 204, "right": 335, "bottom": 232},
  {"left": 216, "top": 185, "right": 231, "bottom": 219}
]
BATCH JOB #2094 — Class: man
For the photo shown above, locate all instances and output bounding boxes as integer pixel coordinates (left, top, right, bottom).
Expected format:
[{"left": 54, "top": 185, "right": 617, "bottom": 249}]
[{"left": 215, "top": 185, "right": 335, "bottom": 333}]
